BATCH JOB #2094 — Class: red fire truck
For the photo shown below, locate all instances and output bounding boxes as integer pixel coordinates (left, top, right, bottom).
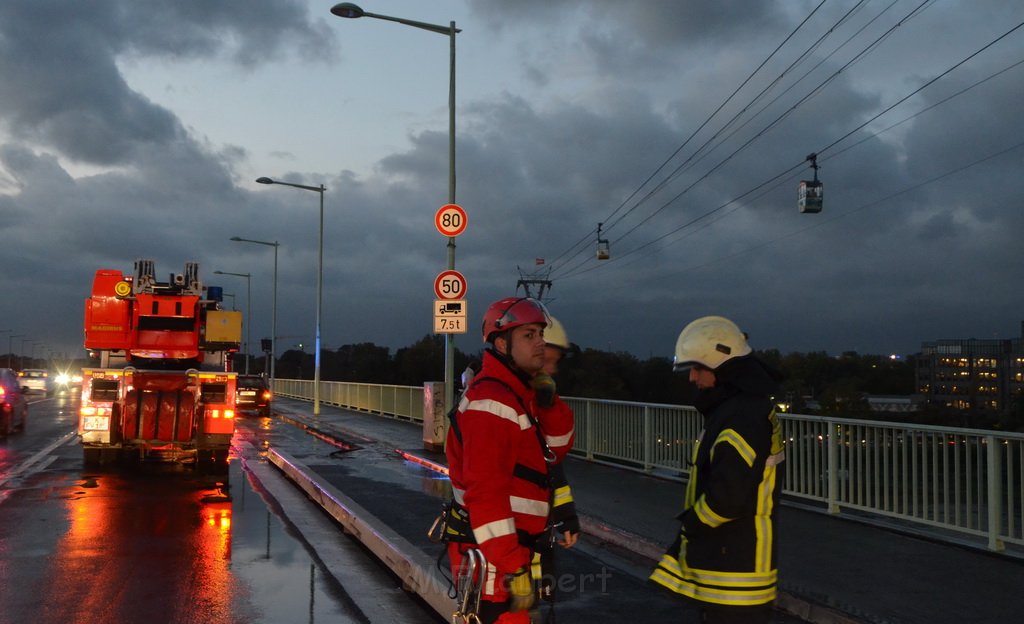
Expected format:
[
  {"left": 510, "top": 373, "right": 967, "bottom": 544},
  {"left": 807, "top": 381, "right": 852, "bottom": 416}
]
[{"left": 79, "top": 260, "right": 243, "bottom": 469}]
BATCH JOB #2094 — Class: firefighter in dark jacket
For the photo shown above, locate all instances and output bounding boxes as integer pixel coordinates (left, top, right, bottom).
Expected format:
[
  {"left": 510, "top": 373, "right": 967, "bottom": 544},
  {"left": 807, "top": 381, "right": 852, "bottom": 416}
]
[{"left": 650, "top": 316, "right": 785, "bottom": 624}]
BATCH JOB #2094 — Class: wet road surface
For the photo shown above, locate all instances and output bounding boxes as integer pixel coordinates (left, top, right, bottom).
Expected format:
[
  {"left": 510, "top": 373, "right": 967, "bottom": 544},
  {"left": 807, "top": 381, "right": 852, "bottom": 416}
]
[{"left": 0, "top": 395, "right": 439, "bottom": 624}]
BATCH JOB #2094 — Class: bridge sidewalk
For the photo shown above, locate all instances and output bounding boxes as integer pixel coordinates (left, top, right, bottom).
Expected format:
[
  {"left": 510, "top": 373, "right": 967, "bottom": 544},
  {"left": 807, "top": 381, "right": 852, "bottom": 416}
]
[{"left": 279, "top": 399, "right": 1022, "bottom": 624}]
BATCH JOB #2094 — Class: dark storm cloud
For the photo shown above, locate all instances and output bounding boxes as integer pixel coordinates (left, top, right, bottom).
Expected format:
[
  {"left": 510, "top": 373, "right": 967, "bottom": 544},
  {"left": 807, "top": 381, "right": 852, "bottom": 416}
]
[
  {"left": 469, "top": 0, "right": 782, "bottom": 45},
  {"left": 2, "top": 1, "right": 1023, "bottom": 360},
  {"left": 0, "top": 0, "right": 336, "bottom": 355},
  {"left": 0, "top": 0, "right": 334, "bottom": 166}
]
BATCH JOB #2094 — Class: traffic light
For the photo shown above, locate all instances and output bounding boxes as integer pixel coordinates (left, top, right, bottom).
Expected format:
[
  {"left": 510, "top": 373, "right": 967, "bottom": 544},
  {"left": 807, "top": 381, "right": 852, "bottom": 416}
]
[{"left": 261, "top": 338, "right": 272, "bottom": 353}]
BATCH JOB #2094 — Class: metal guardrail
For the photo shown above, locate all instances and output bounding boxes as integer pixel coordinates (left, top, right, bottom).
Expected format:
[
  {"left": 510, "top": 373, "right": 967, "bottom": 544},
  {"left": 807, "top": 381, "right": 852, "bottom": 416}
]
[
  {"left": 273, "top": 378, "right": 424, "bottom": 422},
  {"left": 272, "top": 379, "right": 1024, "bottom": 553}
]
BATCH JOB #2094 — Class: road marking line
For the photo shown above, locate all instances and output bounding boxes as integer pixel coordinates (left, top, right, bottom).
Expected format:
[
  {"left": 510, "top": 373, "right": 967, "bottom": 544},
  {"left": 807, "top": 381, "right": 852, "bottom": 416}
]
[{"left": 0, "top": 430, "right": 77, "bottom": 489}]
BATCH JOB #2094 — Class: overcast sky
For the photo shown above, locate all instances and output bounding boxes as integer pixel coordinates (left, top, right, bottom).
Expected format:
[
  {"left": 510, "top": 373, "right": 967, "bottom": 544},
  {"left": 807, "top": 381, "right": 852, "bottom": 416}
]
[{"left": 1, "top": 0, "right": 1022, "bottom": 365}]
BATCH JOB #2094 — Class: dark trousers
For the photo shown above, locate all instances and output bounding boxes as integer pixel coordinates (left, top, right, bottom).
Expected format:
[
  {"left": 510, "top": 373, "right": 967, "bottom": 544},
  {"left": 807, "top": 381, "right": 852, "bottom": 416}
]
[{"left": 700, "top": 602, "right": 773, "bottom": 624}]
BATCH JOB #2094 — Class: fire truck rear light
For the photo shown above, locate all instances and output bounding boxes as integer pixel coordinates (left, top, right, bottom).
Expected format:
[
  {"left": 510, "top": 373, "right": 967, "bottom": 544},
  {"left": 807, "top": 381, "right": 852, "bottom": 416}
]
[
  {"left": 224, "top": 409, "right": 235, "bottom": 419},
  {"left": 81, "top": 406, "right": 112, "bottom": 417}
]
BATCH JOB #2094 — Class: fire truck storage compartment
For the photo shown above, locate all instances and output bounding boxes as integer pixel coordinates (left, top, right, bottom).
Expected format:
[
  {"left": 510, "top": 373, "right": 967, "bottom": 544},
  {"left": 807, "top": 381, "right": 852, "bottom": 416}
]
[
  {"left": 89, "top": 378, "right": 120, "bottom": 401},
  {"left": 123, "top": 389, "right": 196, "bottom": 443},
  {"left": 203, "top": 310, "right": 243, "bottom": 344}
]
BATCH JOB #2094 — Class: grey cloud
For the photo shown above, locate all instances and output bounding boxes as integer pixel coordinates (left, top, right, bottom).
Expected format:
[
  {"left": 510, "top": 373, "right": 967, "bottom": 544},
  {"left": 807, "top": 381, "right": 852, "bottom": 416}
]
[
  {"left": 3, "top": 1, "right": 1024, "bottom": 360},
  {"left": 469, "top": 0, "right": 783, "bottom": 46},
  {"left": 0, "top": 0, "right": 336, "bottom": 166}
]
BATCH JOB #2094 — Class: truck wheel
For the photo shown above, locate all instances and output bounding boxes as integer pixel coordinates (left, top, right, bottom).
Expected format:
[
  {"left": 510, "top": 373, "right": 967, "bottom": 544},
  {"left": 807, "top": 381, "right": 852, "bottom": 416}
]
[
  {"left": 198, "top": 449, "right": 229, "bottom": 475},
  {"left": 84, "top": 448, "right": 120, "bottom": 466},
  {"left": 0, "top": 412, "right": 10, "bottom": 437},
  {"left": 83, "top": 448, "right": 101, "bottom": 466}
]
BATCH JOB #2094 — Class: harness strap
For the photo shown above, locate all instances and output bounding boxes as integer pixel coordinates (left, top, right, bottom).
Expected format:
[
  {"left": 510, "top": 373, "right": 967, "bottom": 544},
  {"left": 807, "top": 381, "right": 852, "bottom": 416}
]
[{"left": 452, "top": 376, "right": 556, "bottom": 468}]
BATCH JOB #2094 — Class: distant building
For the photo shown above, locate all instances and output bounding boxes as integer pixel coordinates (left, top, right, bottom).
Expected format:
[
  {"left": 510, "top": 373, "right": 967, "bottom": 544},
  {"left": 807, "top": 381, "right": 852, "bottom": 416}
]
[
  {"left": 865, "top": 395, "right": 923, "bottom": 414},
  {"left": 915, "top": 322, "right": 1024, "bottom": 413}
]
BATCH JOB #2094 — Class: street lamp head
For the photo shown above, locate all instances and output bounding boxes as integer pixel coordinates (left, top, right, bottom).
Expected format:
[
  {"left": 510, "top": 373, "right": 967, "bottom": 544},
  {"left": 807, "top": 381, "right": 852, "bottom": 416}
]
[
  {"left": 256, "top": 177, "right": 274, "bottom": 185},
  {"left": 330, "top": 3, "right": 364, "bottom": 18},
  {"left": 229, "top": 236, "right": 242, "bottom": 241}
]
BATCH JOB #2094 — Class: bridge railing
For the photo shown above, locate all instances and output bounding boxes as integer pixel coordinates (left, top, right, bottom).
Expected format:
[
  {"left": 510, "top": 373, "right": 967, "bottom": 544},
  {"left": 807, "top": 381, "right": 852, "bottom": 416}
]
[
  {"left": 272, "top": 379, "right": 1024, "bottom": 553},
  {"left": 273, "top": 378, "right": 424, "bottom": 422}
]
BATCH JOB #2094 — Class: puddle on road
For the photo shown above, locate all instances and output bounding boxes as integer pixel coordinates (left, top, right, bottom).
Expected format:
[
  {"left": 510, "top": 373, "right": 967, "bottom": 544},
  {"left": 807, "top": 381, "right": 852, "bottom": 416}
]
[{"left": 225, "top": 460, "right": 364, "bottom": 623}]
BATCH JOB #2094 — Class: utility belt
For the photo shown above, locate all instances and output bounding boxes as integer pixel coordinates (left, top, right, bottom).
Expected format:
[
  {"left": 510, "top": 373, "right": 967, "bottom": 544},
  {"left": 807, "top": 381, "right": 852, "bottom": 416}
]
[{"left": 428, "top": 499, "right": 548, "bottom": 550}]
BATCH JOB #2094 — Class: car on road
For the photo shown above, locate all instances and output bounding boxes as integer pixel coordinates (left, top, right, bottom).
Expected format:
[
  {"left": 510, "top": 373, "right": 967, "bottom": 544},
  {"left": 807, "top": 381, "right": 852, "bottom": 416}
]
[
  {"left": 52, "top": 371, "right": 83, "bottom": 394},
  {"left": 0, "top": 367, "right": 29, "bottom": 436},
  {"left": 235, "top": 375, "right": 272, "bottom": 417},
  {"left": 18, "top": 369, "right": 50, "bottom": 395}
]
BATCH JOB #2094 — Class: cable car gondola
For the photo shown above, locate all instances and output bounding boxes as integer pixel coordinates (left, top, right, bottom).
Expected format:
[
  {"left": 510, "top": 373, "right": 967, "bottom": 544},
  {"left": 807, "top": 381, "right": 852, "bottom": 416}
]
[
  {"left": 596, "top": 222, "right": 610, "bottom": 260},
  {"left": 798, "top": 153, "right": 823, "bottom": 214}
]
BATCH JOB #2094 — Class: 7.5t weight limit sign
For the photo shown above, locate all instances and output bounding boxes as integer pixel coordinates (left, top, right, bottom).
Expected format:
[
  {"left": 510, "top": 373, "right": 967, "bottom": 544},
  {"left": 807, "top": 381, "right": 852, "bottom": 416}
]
[{"left": 434, "top": 270, "right": 467, "bottom": 300}]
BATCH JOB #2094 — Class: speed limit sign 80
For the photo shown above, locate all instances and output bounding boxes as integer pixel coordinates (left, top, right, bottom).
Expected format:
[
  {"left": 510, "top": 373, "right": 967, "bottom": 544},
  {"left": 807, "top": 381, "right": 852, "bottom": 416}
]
[{"left": 435, "top": 204, "right": 468, "bottom": 237}]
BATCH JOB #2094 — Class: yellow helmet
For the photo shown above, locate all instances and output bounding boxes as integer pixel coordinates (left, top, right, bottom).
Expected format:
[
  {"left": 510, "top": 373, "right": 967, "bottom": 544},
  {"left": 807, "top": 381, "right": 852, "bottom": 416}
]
[
  {"left": 544, "top": 315, "right": 570, "bottom": 351},
  {"left": 673, "top": 316, "right": 751, "bottom": 371}
]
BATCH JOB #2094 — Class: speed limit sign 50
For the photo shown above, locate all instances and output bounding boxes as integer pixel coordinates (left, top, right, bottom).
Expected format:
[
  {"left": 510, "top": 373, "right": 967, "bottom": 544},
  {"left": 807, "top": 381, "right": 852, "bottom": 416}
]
[
  {"left": 434, "top": 270, "right": 467, "bottom": 300},
  {"left": 435, "top": 204, "right": 468, "bottom": 237}
]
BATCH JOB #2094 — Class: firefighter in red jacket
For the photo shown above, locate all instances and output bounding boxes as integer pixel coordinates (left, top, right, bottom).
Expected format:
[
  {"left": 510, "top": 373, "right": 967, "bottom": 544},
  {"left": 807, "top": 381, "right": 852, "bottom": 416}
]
[
  {"left": 446, "top": 297, "right": 574, "bottom": 624},
  {"left": 530, "top": 313, "right": 580, "bottom": 611}
]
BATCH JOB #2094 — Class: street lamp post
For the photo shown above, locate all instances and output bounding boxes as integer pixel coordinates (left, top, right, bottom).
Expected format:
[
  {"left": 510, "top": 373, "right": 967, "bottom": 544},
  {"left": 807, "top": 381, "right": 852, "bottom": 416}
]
[
  {"left": 8, "top": 334, "right": 22, "bottom": 369},
  {"left": 214, "top": 270, "right": 252, "bottom": 374},
  {"left": 256, "top": 176, "right": 326, "bottom": 416},
  {"left": 231, "top": 237, "right": 280, "bottom": 384},
  {"left": 330, "top": 2, "right": 461, "bottom": 415}
]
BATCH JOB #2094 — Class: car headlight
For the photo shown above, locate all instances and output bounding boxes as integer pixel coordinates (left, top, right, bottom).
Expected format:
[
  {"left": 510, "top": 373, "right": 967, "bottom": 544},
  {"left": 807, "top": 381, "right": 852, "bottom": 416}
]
[{"left": 56, "top": 373, "right": 71, "bottom": 385}]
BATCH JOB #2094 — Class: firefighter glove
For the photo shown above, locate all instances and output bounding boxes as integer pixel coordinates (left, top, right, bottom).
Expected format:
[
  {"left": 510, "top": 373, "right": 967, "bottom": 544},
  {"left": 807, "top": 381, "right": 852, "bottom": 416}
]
[
  {"left": 531, "top": 373, "right": 557, "bottom": 408},
  {"left": 506, "top": 567, "right": 535, "bottom": 612},
  {"left": 558, "top": 514, "right": 581, "bottom": 537}
]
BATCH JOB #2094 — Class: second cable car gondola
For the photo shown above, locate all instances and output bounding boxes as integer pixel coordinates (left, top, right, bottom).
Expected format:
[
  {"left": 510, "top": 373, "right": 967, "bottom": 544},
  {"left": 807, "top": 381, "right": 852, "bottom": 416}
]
[
  {"left": 798, "top": 153, "right": 823, "bottom": 214},
  {"left": 596, "top": 222, "right": 610, "bottom": 260}
]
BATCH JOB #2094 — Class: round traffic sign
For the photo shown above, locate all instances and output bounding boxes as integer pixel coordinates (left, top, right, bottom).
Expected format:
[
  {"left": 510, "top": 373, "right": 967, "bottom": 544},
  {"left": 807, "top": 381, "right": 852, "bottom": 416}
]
[
  {"left": 434, "top": 270, "right": 467, "bottom": 300},
  {"left": 435, "top": 204, "right": 468, "bottom": 237}
]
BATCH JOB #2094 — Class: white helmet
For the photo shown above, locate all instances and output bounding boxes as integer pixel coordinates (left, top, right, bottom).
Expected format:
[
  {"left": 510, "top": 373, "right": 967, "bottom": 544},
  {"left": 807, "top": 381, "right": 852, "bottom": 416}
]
[
  {"left": 673, "top": 316, "right": 751, "bottom": 371},
  {"left": 544, "top": 315, "right": 570, "bottom": 351}
]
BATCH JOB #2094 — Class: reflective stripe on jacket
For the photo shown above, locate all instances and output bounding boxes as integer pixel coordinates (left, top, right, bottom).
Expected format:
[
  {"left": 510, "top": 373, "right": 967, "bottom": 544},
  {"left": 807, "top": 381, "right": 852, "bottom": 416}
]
[
  {"left": 446, "top": 350, "right": 552, "bottom": 575},
  {"left": 651, "top": 391, "right": 785, "bottom": 607}
]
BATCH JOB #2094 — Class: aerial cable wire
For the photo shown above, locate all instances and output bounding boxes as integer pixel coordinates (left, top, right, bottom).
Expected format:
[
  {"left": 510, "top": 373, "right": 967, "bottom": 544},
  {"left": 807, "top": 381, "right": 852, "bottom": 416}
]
[
  {"left": 815, "top": 19, "right": 1024, "bottom": 159},
  {"left": 824, "top": 56, "right": 1024, "bottom": 162},
  {"left": 549, "top": 3, "right": 1014, "bottom": 281},
  {"left": 556, "top": 161, "right": 804, "bottom": 280},
  {"left": 665, "top": 138, "right": 1024, "bottom": 279},
  {"left": 564, "top": 137, "right": 1024, "bottom": 282},
  {"left": 677, "top": 0, "right": 905, "bottom": 183},
  {"left": 599, "top": 0, "right": 829, "bottom": 232},
  {"left": 544, "top": 0, "right": 830, "bottom": 276},
  {"left": 596, "top": 0, "right": 873, "bottom": 238},
  {"left": 551, "top": 0, "right": 931, "bottom": 281},
  {"left": 558, "top": 46, "right": 1024, "bottom": 281},
  {"left": 587, "top": 0, "right": 935, "bottom": 257}
]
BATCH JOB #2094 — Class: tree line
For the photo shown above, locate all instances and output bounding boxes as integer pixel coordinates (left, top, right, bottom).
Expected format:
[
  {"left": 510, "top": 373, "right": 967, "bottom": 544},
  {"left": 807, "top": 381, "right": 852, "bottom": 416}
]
[{"left": 274, "top": 336, "right": 1022, "bottom": 432}]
